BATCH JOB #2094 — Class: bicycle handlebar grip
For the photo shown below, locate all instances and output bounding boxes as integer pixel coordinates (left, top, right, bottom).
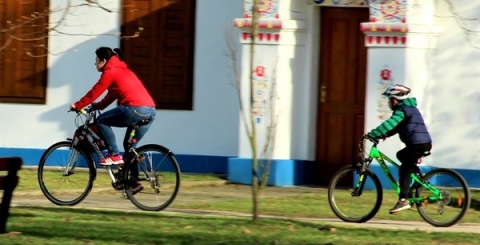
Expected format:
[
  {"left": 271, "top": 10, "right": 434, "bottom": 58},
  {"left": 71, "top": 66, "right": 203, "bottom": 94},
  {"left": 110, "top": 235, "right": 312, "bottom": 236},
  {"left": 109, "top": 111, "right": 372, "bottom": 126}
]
[{"left": 361, "top": 135, "right": 379, "bottom": 145}]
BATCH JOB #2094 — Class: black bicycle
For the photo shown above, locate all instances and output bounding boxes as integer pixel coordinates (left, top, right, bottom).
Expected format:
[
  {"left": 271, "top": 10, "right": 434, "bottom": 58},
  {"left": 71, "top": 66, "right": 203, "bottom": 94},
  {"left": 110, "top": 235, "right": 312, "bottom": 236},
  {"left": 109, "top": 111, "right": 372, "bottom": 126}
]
[{"left": 37, "top": 107, "right": 181, "bottom": 211}]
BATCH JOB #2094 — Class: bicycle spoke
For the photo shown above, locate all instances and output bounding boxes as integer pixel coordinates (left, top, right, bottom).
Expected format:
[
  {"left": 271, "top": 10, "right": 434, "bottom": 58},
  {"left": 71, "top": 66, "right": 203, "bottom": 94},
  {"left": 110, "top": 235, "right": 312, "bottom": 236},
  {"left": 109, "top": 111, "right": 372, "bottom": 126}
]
[
  {"left": 328, "top": 166, "right": 382, "bottom": 223},
  {"left": 124, "top": 144, "right": 181, "bottom": 211},
  {"left": 38, "top": 141, "right": 94, "bottom": 206},
  {"left": 415, "top": 168, "right": 470, "bottom": 227}
]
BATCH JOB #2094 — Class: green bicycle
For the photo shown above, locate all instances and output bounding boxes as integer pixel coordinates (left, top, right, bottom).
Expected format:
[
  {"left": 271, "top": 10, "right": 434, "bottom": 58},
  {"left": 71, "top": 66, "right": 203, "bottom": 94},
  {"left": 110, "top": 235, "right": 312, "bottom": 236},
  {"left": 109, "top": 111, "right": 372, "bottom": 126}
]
[{"left": 327, "top": 136, "right": 471, "bottom": 227}]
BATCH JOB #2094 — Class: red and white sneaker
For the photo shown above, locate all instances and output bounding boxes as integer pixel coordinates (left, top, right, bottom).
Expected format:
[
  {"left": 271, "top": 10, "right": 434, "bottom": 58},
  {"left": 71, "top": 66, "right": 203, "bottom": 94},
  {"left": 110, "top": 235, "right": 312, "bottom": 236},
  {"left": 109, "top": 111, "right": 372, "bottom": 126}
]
[
  {"left": 99, "top": 154, "right": 124, "bottom": 165},
  {"left": 129, "top": 181, "right": 144, "bottom": 195}
]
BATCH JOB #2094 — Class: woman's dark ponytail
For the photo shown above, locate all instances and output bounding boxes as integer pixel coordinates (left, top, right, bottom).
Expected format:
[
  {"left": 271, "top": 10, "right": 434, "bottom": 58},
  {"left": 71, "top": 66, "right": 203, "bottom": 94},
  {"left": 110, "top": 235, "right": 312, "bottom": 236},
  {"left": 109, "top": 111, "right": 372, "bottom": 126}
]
[
  {"left": 113, "top": 48, "right": 124, "bottom": 61},
  {"left": 95, "top": 47, "right": 124, "bottom": 62}
]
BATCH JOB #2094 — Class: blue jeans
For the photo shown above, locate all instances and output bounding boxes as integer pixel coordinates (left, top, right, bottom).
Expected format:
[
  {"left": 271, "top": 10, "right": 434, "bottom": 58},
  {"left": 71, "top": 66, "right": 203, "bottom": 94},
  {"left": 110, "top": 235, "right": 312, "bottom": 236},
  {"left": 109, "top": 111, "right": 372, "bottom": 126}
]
[{"left": 96, "top": 106, "right": 156, "bottom": 155}]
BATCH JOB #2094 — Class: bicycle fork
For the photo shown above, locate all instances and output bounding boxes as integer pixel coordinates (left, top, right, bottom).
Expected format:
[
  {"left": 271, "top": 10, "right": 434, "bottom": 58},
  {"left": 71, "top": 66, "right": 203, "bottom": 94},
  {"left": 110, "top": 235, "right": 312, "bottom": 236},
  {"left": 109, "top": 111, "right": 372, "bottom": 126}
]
[
  {"left": 63, "top": 147, "right": 82, "bottom": 176},
  {"left": 352, "top": 159, "right": 371, "bottom": 196},
  {"left": 352, "top": 173, "right": 368, "bottom": 197}
]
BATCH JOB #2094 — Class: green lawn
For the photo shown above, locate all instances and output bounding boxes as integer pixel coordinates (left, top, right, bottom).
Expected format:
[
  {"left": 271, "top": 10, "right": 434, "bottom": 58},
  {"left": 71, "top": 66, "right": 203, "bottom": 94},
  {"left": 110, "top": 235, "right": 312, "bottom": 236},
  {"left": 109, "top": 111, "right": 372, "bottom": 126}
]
[
  {"left": 4, "top": 169, "right": 480, "bottom": 244},
  {"left": 171, "top": 189, "right": 480, "bottom": 224},
  {"left": 16, "top": 169, "right": 480, "bottom": 224},
  {"left": 18, "top": 168, "right": 224, "bottom": 192},
  {"left": 2, "top": 207, "right": 479, "bottom": 245}
]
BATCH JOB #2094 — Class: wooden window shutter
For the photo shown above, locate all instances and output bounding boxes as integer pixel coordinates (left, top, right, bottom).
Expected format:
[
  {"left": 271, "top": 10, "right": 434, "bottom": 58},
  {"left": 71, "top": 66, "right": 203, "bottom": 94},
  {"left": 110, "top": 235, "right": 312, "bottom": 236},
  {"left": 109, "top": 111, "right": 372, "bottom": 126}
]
[
  {"left": 121, "top": 0, "right": 195, "bottom": 110},
  {"left": 0, "top": 0, "right": 48, "bottom": 104}
]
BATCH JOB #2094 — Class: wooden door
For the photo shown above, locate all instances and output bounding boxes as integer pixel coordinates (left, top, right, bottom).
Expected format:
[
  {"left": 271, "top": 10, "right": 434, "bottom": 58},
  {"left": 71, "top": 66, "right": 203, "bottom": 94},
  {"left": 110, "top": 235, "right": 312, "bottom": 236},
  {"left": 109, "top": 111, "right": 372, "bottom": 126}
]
[{"left": 316, "top": 7, "right": 369, "bottom": 185}]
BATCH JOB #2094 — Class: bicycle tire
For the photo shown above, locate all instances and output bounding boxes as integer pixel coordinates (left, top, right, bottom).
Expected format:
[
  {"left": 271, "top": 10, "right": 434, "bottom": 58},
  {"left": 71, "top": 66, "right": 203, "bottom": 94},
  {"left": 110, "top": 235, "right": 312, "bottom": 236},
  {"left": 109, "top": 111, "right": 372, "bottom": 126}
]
[
  {"left": 38, "top": 141, "right": 96, "bottom": 206},
  {"left": 415, "top": 168, "right": 471, "bottom": 227},
  {"left": 328, "top": 165, "right": 383, "bottom": 223},
  {"left": 123, "top": 144, "right": 181, "bottom": 211}
]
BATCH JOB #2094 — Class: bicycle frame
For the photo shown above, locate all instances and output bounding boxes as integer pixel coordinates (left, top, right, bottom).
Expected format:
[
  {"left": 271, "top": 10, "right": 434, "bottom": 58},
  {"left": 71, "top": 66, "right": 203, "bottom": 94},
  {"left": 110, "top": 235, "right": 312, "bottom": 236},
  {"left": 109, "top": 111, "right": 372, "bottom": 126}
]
[
  {"left": 64, "top": 107, "right": 166, "bottom": 190},
  {"left": 359, "top": 142, "right": 443, "bottom": 203},
  {"left": 63, "top": 109, "right": 100, "bottom": 177}
]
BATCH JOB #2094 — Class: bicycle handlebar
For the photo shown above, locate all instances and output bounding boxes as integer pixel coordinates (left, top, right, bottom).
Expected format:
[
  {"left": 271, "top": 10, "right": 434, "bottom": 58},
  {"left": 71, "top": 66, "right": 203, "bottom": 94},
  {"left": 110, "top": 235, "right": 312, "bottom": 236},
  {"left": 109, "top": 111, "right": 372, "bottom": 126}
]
[
  {"left": 68, "top": 106, "right": 95, "bottom": 115},
  {"left": 361, "top": 135, "right": 379, "bottom": 145}
]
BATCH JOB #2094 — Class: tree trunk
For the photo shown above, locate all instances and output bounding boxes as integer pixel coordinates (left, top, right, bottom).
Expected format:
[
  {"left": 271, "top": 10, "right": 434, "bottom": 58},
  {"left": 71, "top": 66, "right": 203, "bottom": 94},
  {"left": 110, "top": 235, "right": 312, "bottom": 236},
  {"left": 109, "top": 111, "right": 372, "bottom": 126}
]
[{"left": 250, "top": 0, "right": 261, "bottom": 222}]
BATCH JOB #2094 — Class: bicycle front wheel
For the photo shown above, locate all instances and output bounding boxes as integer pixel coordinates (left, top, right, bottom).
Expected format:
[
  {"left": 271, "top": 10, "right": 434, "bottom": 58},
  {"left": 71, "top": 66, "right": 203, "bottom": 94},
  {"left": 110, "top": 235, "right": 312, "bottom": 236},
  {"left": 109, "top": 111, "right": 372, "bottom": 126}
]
[
  {"left": 328, "top": 165, "right": 383, "bottom": 223},
  {"left": 38, "top": 141, "right": 96, "bottom": 206},
  {"left": 415, "top": 168, "right": 471, "bottom": 227},
  {"left": 124, "top": 144, "right": 181, "bottom": 211}
]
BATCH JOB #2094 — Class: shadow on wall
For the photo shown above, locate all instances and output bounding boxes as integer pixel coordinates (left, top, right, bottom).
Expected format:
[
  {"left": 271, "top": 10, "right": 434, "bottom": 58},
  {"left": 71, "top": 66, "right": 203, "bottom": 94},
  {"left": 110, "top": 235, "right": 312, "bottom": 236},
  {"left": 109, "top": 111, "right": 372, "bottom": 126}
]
[
  {"left": 3, "top": 1, "right": 238, "bottom": 175},
  {"left": 39, "top": 2, "right": 192, "bottom": 136}
]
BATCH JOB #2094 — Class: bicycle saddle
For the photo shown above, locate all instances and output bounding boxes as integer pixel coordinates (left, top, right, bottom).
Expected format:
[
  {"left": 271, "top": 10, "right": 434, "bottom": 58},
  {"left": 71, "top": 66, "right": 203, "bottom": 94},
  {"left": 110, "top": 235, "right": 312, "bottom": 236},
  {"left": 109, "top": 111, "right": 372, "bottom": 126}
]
[
  {"left": 422, "top": 151, "right": 431, "bottom": 157},
  {"left": 417, "top": 151, "right": 431, "bottom": 165}
]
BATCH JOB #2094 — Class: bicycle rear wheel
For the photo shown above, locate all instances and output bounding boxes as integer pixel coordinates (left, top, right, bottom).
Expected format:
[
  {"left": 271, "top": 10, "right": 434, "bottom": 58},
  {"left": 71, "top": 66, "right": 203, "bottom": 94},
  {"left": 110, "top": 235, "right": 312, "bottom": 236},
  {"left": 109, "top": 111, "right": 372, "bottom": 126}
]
[
  {"left": 37, "top": 141, "right": 96, "bottom": 206},
  {"left": 415, "top": 168, "right": 470, "bottom": 227},
  {"left": 124, "top": 144, "right": 181, "bottom": 211},
  {"left": 328, "top": 165, "right": 383, "bottom": 223}
]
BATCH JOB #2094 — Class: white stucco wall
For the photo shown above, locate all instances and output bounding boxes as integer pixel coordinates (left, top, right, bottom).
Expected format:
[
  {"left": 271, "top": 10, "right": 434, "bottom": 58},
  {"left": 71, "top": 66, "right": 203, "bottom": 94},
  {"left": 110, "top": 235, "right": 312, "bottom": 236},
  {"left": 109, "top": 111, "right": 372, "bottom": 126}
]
[
  {"left": 429, "top": 0, "right": 480, "bottom": 169},
  {"left": 363, "top": 0, "right": 480, "bottom": 170},
  {"left": 0, "top": 0, "right": 243, "bottom": 157},
  {"left": 3, "top": 0, "right": 480, "bottom": 170}
]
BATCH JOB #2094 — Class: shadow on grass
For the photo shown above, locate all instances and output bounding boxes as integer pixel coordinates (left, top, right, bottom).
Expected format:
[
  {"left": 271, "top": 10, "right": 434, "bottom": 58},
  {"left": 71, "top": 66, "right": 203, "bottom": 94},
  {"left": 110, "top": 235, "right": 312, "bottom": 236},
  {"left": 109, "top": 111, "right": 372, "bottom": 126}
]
[
  {"left": 469, "top": 198, "right": 480, "bottom": 211},
  {"left": 6, "top": 206, "right": 341, "bottom": 245},
  {"left": 9, "top": 212, "right": 37, "bottom": 218}
]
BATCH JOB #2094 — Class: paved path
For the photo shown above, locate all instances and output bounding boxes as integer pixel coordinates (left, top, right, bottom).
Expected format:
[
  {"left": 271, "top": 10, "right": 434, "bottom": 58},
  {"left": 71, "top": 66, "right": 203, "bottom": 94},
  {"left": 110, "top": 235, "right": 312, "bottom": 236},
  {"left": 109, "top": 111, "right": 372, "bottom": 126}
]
[{"left": 11, "top": 182, "right": 480, "bottom": 234}]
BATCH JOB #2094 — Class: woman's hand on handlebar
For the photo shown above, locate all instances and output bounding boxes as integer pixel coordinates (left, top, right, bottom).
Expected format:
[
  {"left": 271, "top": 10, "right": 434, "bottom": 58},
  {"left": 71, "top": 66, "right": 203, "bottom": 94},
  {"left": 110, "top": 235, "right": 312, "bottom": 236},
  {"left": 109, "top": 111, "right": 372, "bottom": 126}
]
[
  {"left": 68, "top": 104, "right": 93, "bottom": 114},
  {"left": 68, "top": 103, "right": 77, "bottom": 112}
]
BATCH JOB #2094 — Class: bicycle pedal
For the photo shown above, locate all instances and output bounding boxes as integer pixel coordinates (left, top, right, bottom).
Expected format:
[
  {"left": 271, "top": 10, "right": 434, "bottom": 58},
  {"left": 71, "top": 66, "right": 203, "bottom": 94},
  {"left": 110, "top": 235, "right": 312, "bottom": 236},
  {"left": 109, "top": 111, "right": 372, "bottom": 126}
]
[{"left": 389, "top": 211, "right": 399, "bottom": 215}]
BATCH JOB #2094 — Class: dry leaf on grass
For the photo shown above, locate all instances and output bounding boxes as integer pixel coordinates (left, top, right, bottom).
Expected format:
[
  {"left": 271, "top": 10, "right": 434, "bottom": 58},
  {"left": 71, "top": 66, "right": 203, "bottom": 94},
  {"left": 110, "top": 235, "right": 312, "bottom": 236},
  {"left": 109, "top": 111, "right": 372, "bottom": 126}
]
[
  {"left": 288, "top": 224, "right": 295, "bottom": 232},
  {"left": 318, "top": 226, "right": 337, "bottom": 232},
  {"left": 184, "top": 225, "right": 193, "bottom": 229}
]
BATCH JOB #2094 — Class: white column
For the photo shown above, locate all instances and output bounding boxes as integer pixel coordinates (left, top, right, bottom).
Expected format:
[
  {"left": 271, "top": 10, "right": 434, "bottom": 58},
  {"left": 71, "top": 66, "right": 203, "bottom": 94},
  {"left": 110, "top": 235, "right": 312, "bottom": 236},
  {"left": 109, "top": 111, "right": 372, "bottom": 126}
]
[{"left": 234, "top": 0, "right": 307, "bottom": 160}]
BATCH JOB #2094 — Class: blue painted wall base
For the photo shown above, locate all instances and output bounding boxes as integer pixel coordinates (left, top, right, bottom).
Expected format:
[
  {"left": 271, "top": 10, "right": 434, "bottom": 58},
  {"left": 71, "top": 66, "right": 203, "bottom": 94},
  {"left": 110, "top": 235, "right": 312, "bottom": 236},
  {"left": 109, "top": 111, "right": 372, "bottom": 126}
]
[
  {"left": 227, "top": 158, "right": 317, "bottom": 186},
  {"left": 2, "top": 147, "right": 480, "bottom": 188}
]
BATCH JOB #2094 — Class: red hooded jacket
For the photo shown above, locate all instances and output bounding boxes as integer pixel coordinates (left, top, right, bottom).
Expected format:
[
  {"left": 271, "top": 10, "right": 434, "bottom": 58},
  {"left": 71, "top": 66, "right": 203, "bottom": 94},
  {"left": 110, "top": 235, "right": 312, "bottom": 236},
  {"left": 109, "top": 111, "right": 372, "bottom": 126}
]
[{"left": 74, "top": 56, "right": 156, "bottom": 110}]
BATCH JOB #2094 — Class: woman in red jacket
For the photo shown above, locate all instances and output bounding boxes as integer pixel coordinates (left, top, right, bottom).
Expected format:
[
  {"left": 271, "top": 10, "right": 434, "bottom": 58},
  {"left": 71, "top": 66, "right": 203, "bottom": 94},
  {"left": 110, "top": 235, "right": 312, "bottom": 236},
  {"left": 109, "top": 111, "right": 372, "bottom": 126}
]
[{"left": 70, "top": 47, "right": 156, "bottom": 172}]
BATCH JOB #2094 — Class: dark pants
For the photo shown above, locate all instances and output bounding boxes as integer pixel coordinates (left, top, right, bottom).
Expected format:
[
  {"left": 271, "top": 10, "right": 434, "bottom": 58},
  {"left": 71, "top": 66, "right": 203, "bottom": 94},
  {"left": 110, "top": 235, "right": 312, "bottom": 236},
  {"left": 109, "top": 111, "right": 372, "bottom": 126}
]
[{"left": 396, "top": 142, "right": 432, "bottom": 200}]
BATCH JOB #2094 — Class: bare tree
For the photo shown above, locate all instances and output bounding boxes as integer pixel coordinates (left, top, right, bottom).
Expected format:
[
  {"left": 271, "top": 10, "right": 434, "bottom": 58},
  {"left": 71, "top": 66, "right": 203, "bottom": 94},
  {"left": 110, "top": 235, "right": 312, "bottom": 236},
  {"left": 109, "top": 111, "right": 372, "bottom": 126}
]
[
  {"left": 226, "top": 0, "right": 279, "bottom": 222},
  {"left": 0, "top": 0, "right": 143, "bottom": 56}
]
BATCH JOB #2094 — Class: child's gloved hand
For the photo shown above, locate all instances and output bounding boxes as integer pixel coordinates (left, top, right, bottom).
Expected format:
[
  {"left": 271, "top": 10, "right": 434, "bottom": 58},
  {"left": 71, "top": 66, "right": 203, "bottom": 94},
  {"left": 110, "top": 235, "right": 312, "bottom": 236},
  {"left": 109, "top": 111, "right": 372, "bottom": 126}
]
[{"left": 361, "top": 134, "right": 371, "bottom": 141}]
